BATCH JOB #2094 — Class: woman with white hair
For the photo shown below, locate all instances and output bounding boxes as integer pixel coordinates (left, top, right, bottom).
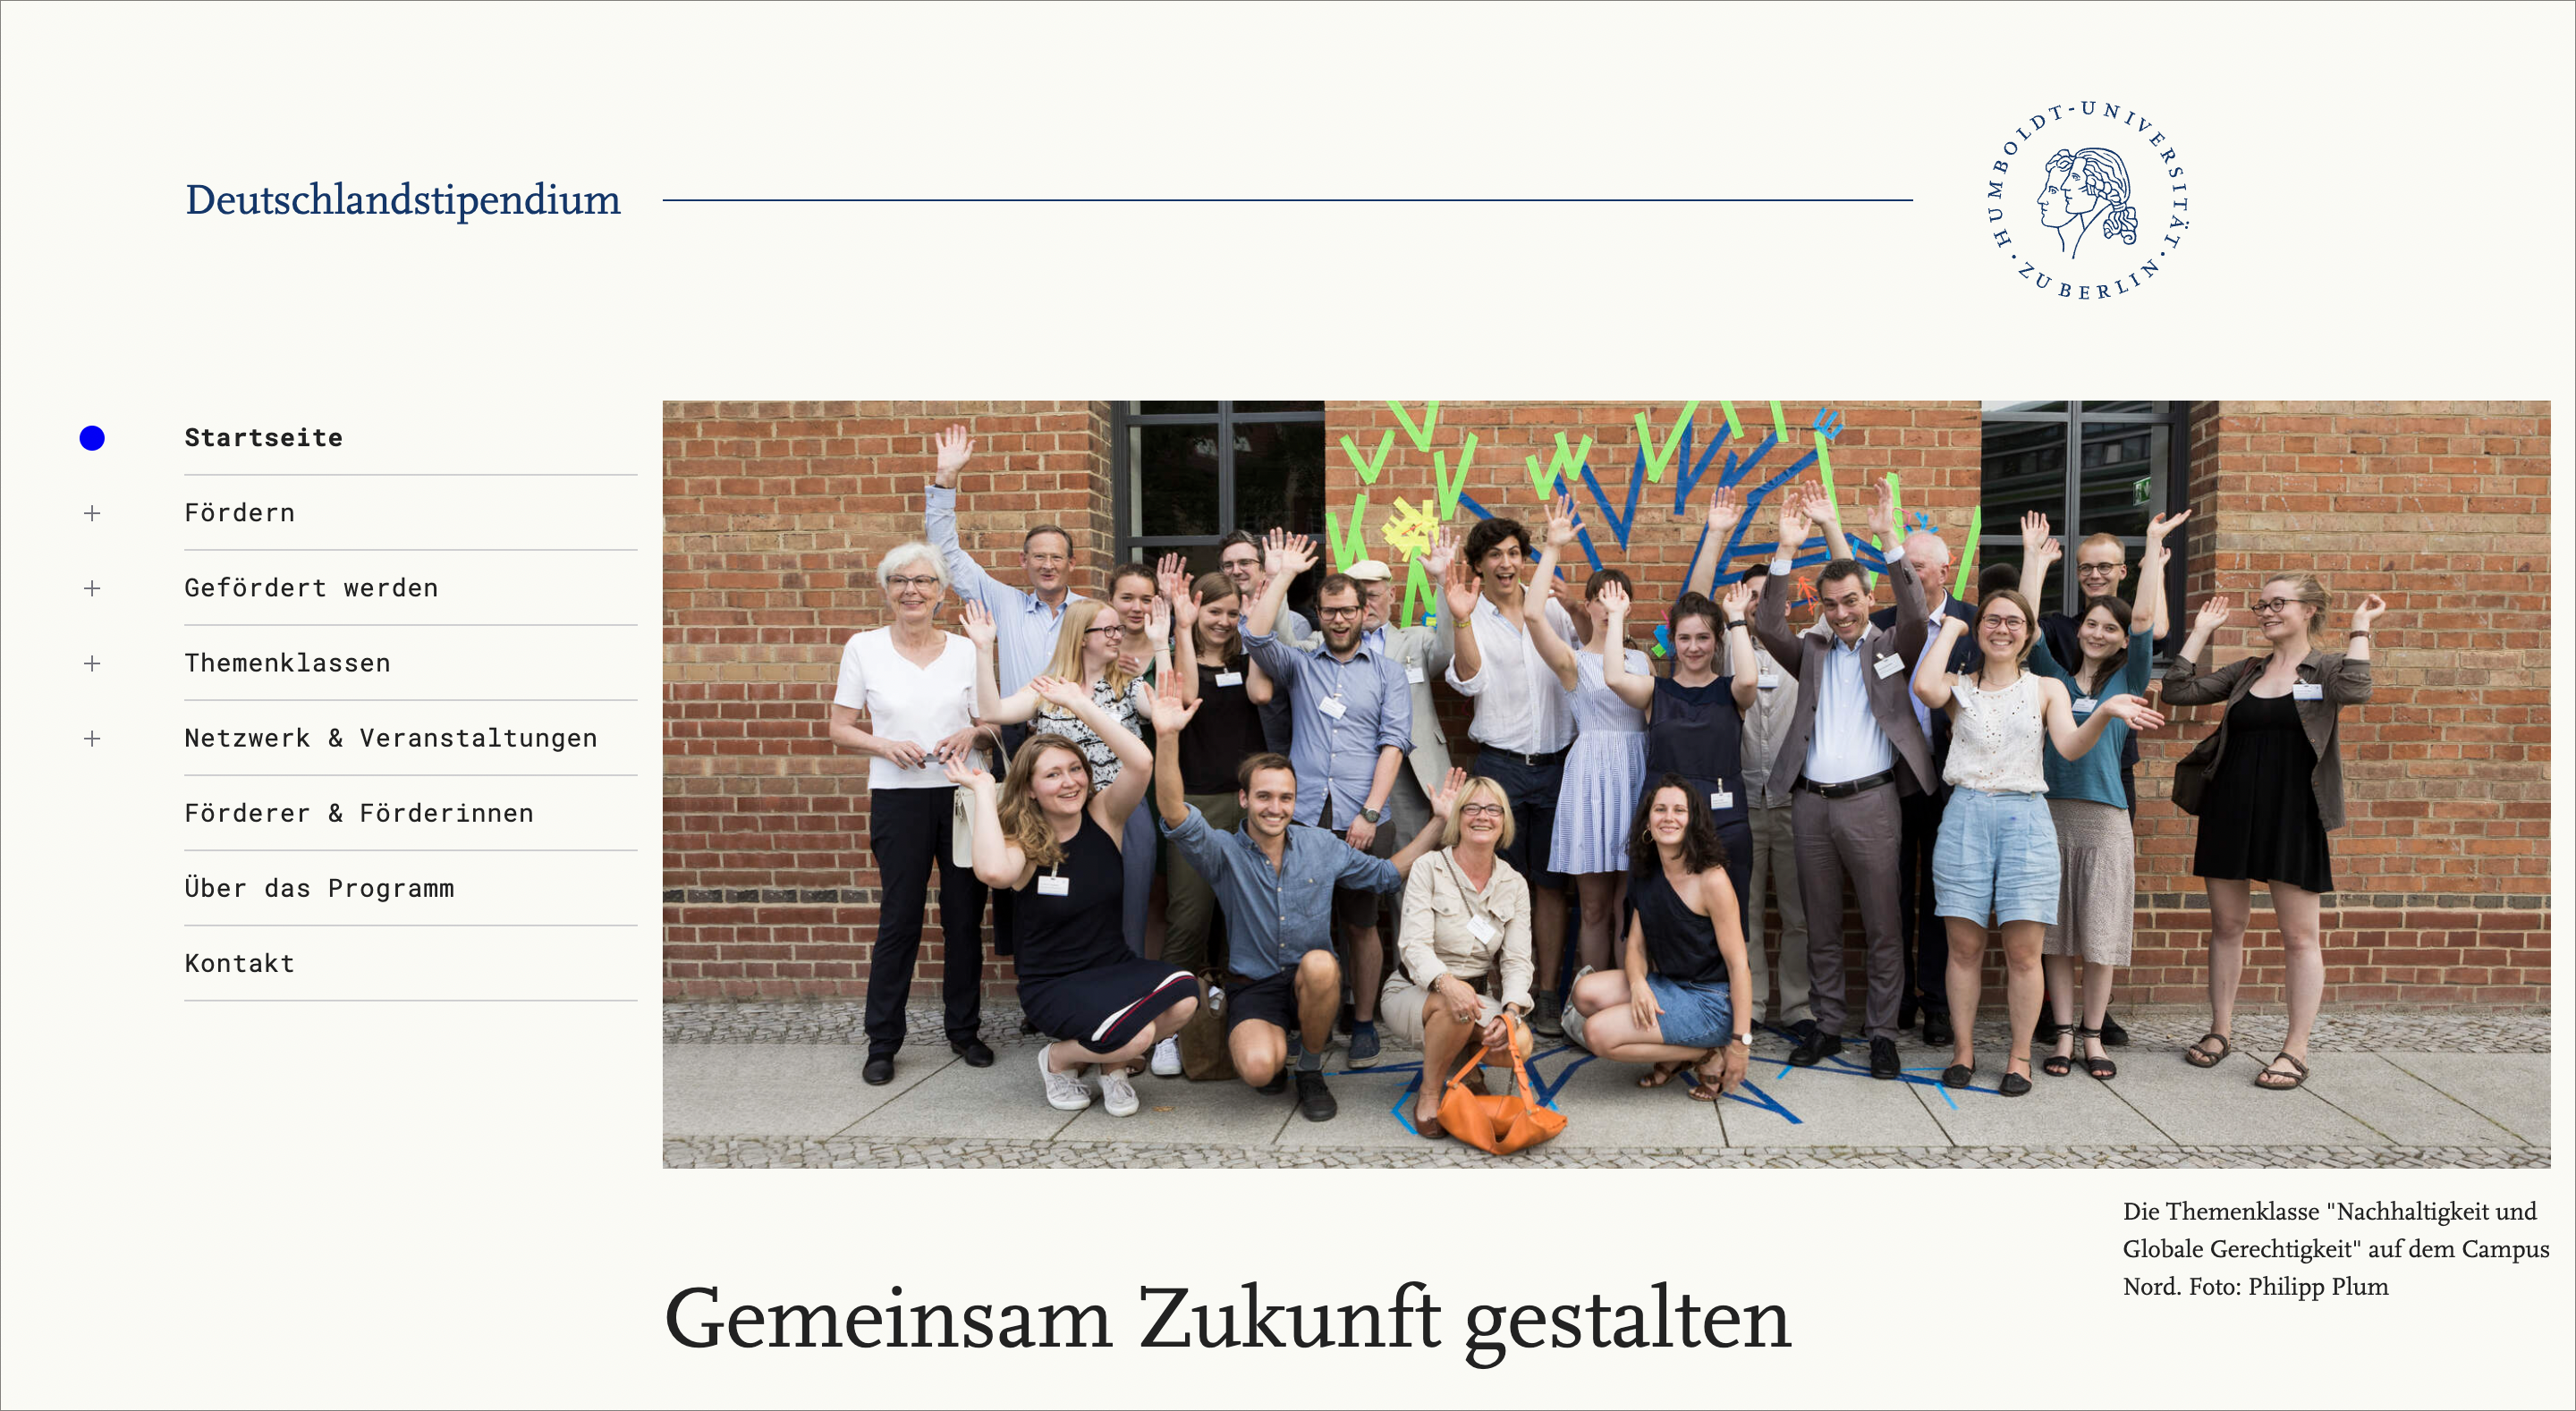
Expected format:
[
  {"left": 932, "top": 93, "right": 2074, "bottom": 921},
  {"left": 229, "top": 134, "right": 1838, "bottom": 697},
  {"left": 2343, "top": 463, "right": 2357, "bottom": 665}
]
[{"left": 826, "top": 542, "right": 996, "bottom": 1087}]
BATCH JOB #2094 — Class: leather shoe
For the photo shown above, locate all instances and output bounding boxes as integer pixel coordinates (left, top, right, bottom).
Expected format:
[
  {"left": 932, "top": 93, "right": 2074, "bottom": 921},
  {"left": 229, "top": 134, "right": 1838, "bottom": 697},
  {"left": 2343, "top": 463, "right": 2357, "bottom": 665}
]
[
  {"left": 1789, "top": 1018, "right": 1819, "bottom": 1045},
  {"left": 1922, "top": 1010, "right": 1953, "bottom": 1048},
  {"left": 1787, "top": 1032, "right": 1843, "bottom": 1067},
  {"left": 1869, "top": 1035, "right": 1901, "bottom": 1079},
  {"left": 951, "top": 1037, "right": 994, "bottom": 1068},
  {"left": 1293, "top": 1068, "right": 1338, "bottom": 1121},
  {"left": 2100, "top": 1012, "right": 2130, "bottom": 1047},
  {"left": 862, "top": 1053, "right": 895, "bottom": 1086}
]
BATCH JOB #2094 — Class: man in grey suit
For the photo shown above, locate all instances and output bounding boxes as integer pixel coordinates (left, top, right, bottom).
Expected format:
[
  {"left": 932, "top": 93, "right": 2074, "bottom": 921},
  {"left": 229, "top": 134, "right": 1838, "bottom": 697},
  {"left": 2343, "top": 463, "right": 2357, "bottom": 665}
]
[
  {"left": 1750, "top": 482, "right": 1937, "bottom": 1080},
  {"left": 1343, "top": 537, "right": 1457, "bottom": 1065}
]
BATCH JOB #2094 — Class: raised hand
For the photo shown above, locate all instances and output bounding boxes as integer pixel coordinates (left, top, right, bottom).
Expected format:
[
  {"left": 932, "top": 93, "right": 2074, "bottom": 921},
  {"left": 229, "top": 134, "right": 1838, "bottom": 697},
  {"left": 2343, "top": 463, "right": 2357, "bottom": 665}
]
[
  {"left": 1422, "top": 525, "right": 1458, "bottom": 579},
  {"left": 2350, "top": 592, "right": 2387, "bottom": 633},
  {"left": 1440, "top": 554, "right": 1480, "bottom": 621},
  {"left": 1156, "top": 551, "right": 1190, "bottom": 604},
  {"left": 2034, "top": 536, "right": 2063, "bottom": 571},
  {"left": 1030, "top": 674, "right": 1088, "bottom": 712},
  {"left": 2097, "top": 694, "right": 2166, "bottom": 731},
  {"left": 1149, "top": 669, "right": 1201, "bottom": 734},
  {"left": 957, "top": 599, "right": 998, "bottom": 650},
  {"left": 1775, "top": 488, "right": 1812, "bottom": 555},
  {"left": 2194, "top": 595, "right": 2233, "bottom": 634},
  {"left": 1545, "top": 492, "right": 1580, "bottom": 550},
  {"left": 1720, "top": 578, "right": 1756, "bottom": 620},
  {"left": 2021, "top": 511, "right": 2051, "bottom": 548},
  {"left": 2150, "top": 544, "right": 2172, "bottom": 574},
  {"left": 1172, "top": 587, "right": 1200, "bottom": 634},
  {"left": 2147, "top": 509, "right": 2192, "bottom": 541},
  {"left": 1864, "top": 478, "right": 1896, "bottom": 542},
  {"left": 1268, "top": 531, "right": 1318, "bottom": 579},
  {"left": 1428, "top": 766, "right": 1470, "bottom": 824},
  {"left": 1597, "top": 579, "right": 1632, "bottom": 620},
  {"left": 1802, "top": 480, "right": 1843, "bottom": 529},
  {"left": 1705, "top": 484, "right": 1744, "bottom": 534},
  {"left": 933, "top": 424, "right": 971, "bottom": 486},
  {"left": 1145, "top": 595, "right": 1172, "bottom": 651},
  {"left": 942, "top": 756, "right": 995, "bottom": 790}
]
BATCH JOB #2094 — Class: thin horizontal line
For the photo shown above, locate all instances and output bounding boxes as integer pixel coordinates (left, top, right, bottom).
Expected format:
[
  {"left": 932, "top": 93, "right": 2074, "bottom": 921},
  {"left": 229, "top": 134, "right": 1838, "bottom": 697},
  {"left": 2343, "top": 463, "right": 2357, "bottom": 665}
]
[
  {"left": 183, "top": 697, "right": 635, "bottom": 702},
  {"left": 663, "top": 196, "right": 1915, "bottom": 204},
  {"left": 185, "top": 773, "right": 639, "bottom": 777},
  {"left": 183, "top": 548, "right": 636, "bottom": 553},
  {"left": 183, "top": 997, "right": 639, "bottom": 1002},
  {"left": 184, "top": 622, "right": 637, "bottom": 627},
  {"left": 185, "top": 923, "right": 638, "bottom": 928},
  {"left": 182, "top": 473, "right": 639, "bottom": 477},
  {"left": 183, "top": 848, "right": 638, "bottom": 852}
]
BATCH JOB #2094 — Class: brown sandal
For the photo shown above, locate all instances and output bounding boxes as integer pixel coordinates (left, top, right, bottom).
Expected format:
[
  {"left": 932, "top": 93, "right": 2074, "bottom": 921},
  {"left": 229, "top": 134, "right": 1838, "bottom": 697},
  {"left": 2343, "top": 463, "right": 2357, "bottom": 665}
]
[
  {"left": 2183, "top": 1032, "right": 2232, "bottom": 1069},
  {"left": 1638, "top": 1060, "right": 1687, "bottom": 1089},
  {"left": 1684, "top": 1050, "right": 1727, "bottom": 1101},
  {"left": 2254, "top": 1052, "right": 2309, "bottom": 1091}
]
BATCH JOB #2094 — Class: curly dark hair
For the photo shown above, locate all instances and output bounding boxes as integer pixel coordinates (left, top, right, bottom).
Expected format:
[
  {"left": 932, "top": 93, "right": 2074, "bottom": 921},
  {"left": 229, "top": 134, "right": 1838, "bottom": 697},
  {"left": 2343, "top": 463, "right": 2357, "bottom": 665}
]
[
  {"left": 1627, "top": 773, "right": 1731, "bottom": 880},
  {"left": 1463, "top": 517, "right": 1533, "bottom": 567}
]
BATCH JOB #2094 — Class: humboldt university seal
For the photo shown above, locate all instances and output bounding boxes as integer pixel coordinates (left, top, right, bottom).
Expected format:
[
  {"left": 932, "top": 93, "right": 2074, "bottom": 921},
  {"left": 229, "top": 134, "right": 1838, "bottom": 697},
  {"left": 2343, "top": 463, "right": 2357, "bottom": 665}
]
[{"left": 1982, "top": 102, "right": 2189, "bottom": 300}]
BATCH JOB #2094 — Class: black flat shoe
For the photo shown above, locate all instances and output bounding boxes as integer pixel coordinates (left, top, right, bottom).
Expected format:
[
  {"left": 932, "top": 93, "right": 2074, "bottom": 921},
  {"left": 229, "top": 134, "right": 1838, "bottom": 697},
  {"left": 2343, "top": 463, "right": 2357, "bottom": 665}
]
[
  {"left": 1293, "top": 1069, "right": 1338, "bottom": 1121},
  {"left": 2075, "top": 1025, "right": 2116, "bottom": 1081},
  {"left": 862, "top": 1053, "right": 895, "bottom": 1086},
  {"left": 2099, "top": 1012, "right": 2130, "bottom": 1047},
  {"left": 1997, "top": 1070, "right": 2032, "bottom": 1097},
  {"left": 1787, "top": 1033, "right": 1843, "bottom": 1068},
  {"left": 1869, "top": 1036, "right": 1901, "bottom": 1079},
  {"left": 1789, "top": 1018, "right": 1819, "bottom": 1044},
  {"left": 1941, "top": 1064, "right": 1974, "bottom": 1088},
  {"left": 1258, "top": 1067, "right": 1289, "bottom": 1095},
  {"left": 951, "top": 1038, "right": 995, "bottom": 1068},
  {"left": 1921, "top": 1010, "right": 1954, "bottom": 1048}
]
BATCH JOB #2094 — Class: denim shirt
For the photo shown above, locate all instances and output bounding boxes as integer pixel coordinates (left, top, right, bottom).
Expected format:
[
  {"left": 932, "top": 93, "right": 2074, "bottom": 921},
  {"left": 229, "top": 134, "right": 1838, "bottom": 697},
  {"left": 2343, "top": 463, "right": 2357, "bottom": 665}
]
[
  {"left": 1241, "top": 627, "right": 1411, "bottom": 828},
  {"left": 1159, "top": 804, "right": 1402, "bottom": 981}
]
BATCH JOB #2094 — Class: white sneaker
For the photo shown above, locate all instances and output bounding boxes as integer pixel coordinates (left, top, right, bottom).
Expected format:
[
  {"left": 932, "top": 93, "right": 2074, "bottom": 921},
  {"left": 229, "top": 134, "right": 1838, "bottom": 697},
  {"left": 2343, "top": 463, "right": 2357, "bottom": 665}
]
[
  {"left": 1038, "top": 1047, "right": 1092, "bottom": 1111},
  {"left": 1097, "top": 1065, "right": 1140, "bottom": 1117},
  {"left": 1150, "top": 1035, "right": 1182, "bottom": 1077}
]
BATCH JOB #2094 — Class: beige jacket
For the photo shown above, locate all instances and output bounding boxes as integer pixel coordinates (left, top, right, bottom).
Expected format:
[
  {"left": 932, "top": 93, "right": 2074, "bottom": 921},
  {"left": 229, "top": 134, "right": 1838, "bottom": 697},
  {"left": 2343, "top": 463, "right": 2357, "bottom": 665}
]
[
  {"left": 1377, "top": 617, "right": 1456, "bottom": 796},
  {"left": 1397, "top": 849, "right": 1534, "bottom": 1011}
]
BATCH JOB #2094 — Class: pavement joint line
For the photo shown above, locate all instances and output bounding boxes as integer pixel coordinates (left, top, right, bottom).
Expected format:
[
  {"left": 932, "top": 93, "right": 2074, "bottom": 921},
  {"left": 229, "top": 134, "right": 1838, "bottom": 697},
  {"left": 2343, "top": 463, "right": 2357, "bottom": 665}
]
[{"left": 2377, "top": 1052, "right": 2537, "bottom": 1144}]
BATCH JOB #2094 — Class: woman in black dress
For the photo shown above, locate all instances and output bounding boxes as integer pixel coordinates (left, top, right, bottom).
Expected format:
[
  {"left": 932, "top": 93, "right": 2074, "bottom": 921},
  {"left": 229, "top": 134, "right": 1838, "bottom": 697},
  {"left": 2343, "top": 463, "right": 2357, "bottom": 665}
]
[
  {"left": 1624, "top": 585, "right": 1761, "bottom": 949},
  {"left": 950, "top": 676, "right": 1197, "bottom": 1117},
  {"left": 2163, "top": 575, "right": 2385, "bottom": 1091}
]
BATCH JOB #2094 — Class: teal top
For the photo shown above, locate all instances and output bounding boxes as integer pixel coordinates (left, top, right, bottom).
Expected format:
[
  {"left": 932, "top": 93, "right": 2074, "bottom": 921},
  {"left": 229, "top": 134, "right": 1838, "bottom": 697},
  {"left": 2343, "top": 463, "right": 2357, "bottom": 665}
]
[{"left": 2027, "top": 627, "right": 2154, "bottom": 809}]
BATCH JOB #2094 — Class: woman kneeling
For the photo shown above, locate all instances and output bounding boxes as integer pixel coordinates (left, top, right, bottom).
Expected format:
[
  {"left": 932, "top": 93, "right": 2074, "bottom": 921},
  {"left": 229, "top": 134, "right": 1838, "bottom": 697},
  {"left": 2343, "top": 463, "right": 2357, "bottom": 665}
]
[
  {"left": 951, "top": 678, "right": 1197, "bottom": 1118},
  {"left": 1381, "top": 775, "right": 1535, "bottom": 1138},
  {"left": 1569, "top": 777, "right": 1752, "bottom": 1101}
]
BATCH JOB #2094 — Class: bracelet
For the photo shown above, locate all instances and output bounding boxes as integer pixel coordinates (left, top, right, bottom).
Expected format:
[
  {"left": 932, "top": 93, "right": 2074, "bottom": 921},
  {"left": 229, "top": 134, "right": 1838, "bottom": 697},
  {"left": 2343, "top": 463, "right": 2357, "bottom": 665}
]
[{"left": 2348, "top": 629, "right": 2370, "bottom": 638}]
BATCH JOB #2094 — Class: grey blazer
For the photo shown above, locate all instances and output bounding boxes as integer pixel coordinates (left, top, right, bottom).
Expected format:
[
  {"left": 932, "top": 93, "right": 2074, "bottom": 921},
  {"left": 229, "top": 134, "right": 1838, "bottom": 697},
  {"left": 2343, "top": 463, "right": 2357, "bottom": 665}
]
[
  {"left": 1377, "top": 616, "right": 1457, "bottom": 796},
  {"left": 1750, "top": 552, "right": 1937, "bottom": 797}
]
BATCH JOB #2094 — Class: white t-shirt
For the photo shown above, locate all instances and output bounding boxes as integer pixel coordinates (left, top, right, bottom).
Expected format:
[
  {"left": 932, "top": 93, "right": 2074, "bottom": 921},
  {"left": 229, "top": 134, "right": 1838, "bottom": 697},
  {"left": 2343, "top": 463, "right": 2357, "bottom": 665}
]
[{"left": 832, "top": 629, "right": 979, "bottom": 790}]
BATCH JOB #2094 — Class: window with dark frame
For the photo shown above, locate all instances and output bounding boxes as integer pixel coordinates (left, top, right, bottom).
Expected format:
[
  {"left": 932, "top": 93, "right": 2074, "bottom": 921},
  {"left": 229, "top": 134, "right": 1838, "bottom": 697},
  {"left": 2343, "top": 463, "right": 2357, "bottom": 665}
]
[
  {"left": 1111, "top": 401, "right": 1327, "bottom": 621},
  {"left": 1979, "top": 401, "right": 2192, "bottom": 642}
]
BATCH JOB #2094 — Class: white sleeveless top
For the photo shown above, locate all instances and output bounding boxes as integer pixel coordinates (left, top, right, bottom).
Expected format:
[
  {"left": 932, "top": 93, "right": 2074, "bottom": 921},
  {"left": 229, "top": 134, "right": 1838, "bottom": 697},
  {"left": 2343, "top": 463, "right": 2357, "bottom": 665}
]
[{"left": 1941, "top": 669, "right": 2050, "bottom": 794}]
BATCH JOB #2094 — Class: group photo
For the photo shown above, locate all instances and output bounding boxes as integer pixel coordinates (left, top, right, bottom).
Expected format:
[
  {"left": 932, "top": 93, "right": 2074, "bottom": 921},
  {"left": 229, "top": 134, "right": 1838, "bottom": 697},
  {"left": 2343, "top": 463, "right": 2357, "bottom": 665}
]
[{"left": 663, "top": 400, "right": 2551, "bottom": 1170}]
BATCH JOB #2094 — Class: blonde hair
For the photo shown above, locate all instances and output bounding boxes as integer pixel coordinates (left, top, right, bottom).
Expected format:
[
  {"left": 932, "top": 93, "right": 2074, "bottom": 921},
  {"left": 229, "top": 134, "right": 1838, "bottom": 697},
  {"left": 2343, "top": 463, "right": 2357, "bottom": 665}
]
[
  {"left": 2263, "top": 572, "right": 2332, "bottom": 641},
  {"left": 1035, "top": 600, "right": 1140, "bottom": 720},
  {"left": 996, "top": 736, "right": 1093, "bottom": 872},
  {"left": 1441, "top": 775, "right": 1516, "bottom": 850}
]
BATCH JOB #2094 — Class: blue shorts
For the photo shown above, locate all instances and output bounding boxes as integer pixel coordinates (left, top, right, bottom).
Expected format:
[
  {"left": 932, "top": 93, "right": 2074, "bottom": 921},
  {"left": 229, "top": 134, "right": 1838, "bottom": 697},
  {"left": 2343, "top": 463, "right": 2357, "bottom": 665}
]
[
  {"left": 1934, "top": 787, "right": 2060, "bottom": 926},
  {"left": 1644, "top": 974, "right": 1734, "bottom": 1049}
]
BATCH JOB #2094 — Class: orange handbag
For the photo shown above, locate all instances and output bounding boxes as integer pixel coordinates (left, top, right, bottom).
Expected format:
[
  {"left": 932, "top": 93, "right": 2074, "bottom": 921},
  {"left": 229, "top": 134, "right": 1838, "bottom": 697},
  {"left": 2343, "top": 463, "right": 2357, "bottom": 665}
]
[{"left": 1439, "top": 1037, "right": 1566, "bottom": 1155}]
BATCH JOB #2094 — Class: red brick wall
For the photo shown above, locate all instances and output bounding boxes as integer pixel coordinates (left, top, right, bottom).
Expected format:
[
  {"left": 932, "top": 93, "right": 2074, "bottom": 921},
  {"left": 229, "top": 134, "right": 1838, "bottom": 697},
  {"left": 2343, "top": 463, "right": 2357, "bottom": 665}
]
[
  {"left": 662, "top": 401, "right": 1112, "bottom": 999},
  {"left": 663, "top": 398, "right": 2549, "bottom": 1010}
]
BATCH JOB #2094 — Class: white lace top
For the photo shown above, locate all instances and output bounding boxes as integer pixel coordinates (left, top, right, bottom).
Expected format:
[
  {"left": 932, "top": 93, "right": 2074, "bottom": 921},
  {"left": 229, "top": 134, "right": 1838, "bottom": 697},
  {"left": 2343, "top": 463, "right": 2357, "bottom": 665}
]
[{"left": 1941, "top": 669, "right": 2050, "bottom": 794}]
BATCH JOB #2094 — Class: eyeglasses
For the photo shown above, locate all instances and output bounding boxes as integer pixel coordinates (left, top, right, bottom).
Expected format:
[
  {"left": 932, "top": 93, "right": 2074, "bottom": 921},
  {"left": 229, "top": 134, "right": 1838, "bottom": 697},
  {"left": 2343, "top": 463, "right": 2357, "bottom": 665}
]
[
  {"left": 885, "top": 575, "right": 942, "bottom": 591},
  {"left": 1459, "top": 803, "right": 1506, "bottom": 818},
  {"left": 2076, "top": 563, "right": 2123, "bottom": 578},
  {"left": 1085, "top": 624, "right": 1125, "bottom": 638},
  {"left": 1317, "top": 606, "right": 1363, "bottom": 620},
  {"left": 1978, "top": 615, "right": 2028, "bottom": 631},
  {"left": 2252, "top": 597, "right": 2297, "bottom": 615}
]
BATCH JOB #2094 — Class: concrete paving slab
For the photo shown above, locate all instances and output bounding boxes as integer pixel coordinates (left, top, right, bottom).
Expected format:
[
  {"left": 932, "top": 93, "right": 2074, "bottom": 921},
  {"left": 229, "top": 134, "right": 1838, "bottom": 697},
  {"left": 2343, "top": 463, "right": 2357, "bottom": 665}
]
[
  {"left": 1058, "top": 1070, "right": 1296, "bottom": 1145},
  {"left": 842, "top": 1050, "right": 1093, "bottom": 1141},
  {"left": 1722, "top": 1052, "right": 1951, "bottom": 1146},
  {"left": 2376, "top": 1052, "right": 2551, "bottom": 1145},
  {"left": 2105, "top": 1046, "right": 2385, "bottom": 1146},
  {"left": 2290, "top": 1052, "right": 2529, "bottom": 1146},
  {"left": 1536, "top": 1054, "right": 1727, "bottom": 1149},
  {"left": 1914, "top": 1057, "right": 2172, "bottom": 1146},
  {"left": 662, "top": 1045, "right": 948, "bottom": 1136}
]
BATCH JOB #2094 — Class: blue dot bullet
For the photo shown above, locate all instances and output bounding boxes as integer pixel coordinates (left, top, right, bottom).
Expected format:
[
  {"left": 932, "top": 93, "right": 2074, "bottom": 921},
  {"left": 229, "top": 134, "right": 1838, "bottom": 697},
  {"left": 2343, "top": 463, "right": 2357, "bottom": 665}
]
[{"left": 80, "top": 426, "right": 106, "bottom": 451}]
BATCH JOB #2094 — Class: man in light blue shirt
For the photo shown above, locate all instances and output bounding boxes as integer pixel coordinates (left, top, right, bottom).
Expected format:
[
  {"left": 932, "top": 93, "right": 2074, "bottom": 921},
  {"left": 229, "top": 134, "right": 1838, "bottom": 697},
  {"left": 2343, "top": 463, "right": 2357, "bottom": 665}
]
[
  {"left": 923, "top": 423, "right": 1084, "bottom": 696},
  {"left": 1152, "top": 675, "right": 1457, "bottom": 1121},
  {"left": 1238, "top": 533, "right": 1413, "bottom": 1065}
]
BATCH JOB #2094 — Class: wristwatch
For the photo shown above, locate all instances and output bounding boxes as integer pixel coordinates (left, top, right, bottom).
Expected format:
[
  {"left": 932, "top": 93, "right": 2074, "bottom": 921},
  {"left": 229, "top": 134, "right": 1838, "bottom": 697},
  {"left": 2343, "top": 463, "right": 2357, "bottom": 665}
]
[
  {"left": 1360, "top": 806, "right": 1383, "bottom": 824},
  {"left": 1724, "top": 617, "right": 1749, "bottom": 631},
  {"left": 1731, "top": 1032, "right": 1753, "bottom": 1049}
]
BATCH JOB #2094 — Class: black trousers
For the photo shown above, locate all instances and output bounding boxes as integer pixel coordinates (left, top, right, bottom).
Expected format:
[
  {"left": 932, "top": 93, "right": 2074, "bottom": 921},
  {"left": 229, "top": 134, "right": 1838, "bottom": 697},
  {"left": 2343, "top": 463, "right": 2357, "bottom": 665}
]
[
  {"left": 865, "top": 786, "right": 988, "bottom": 1055},
  {"left": 1897, "top": 785, "right": 1948, "bottom": 1011}
]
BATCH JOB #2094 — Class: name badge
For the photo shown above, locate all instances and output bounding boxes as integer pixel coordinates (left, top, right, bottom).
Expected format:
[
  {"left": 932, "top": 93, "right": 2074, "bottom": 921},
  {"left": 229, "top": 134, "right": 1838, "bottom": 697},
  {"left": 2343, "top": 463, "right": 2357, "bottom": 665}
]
[
  {"left": 1872, "top": 654, "right": 1903, "bottom": 680},
  {"left": 1318, "top": 696, "right": 1349, "bottom": 720},
  {"left": 2292, "top": 682, "right": 2325, "bottom": 701},
  {"left": 1215, "top": 671, "right": 1243, "bottom": 687},
  {"left": 1757, "top": 672, "right": 1783, "bottom": 689},
  {"left": 1037, "top": 875, "right": 1070, "bottom": 897},
  {"left": 1465, "top": 915, "right": 1498, "bottom": 944},
  {"left": 1406, "top": 664, "right": 1428, "bottom": 684},
  {"left": 1710, "top": 790, "right": 1735, "bottom": 811},
  {"left": 2073, "top": 697, "right": 2097, "bottom": 714}
]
